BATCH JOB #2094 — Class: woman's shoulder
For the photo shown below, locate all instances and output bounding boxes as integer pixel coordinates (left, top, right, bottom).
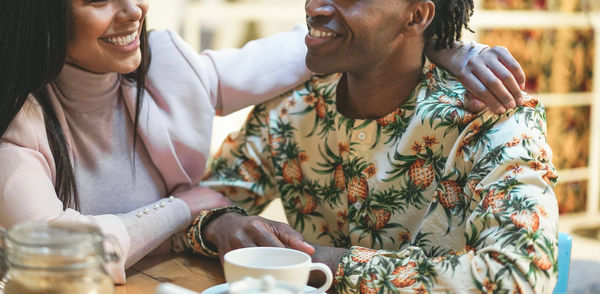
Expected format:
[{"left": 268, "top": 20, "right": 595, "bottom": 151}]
[
  {"left": 1, "top": 95, "right": 47, "bottom": 150},
  {"left": 147, "top": 30, "right": 206, "bottom": 71},
  {"left": 144, "top": 30, "right": 217, "bottom": 108}
]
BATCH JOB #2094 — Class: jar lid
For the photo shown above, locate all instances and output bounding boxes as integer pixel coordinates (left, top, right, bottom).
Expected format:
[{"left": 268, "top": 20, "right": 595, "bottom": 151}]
[{"left": 5, "top": 222, "right": 106, "bottom": 269}]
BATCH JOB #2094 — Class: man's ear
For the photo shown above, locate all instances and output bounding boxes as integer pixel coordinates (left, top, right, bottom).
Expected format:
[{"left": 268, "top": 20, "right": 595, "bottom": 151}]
[{"left": 406, "top": 1, "right": 435, "bottom": 34}]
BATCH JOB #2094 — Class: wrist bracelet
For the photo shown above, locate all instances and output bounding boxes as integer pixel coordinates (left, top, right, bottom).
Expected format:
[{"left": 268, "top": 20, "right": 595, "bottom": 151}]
[{"left": 185, "top": 205, "right": 248, "bottom": 257}]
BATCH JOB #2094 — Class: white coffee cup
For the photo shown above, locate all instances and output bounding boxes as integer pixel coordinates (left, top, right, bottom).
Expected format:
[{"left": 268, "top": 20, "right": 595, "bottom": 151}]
[{"left": 223, "top": 247, "right": 333, "bottom": 294}]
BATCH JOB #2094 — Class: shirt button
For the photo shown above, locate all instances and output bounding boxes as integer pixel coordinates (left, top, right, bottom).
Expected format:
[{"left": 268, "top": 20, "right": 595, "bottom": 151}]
[
  {"left": 358, "top": 132, "right": 366, "bottom": 140},
  {"left": 353, "top": 202, "right": 362, "bottom": 210}
]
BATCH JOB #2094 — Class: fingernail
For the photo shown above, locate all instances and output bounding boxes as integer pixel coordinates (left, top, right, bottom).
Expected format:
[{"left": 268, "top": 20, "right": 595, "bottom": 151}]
[
  {"left": 521, "top": 83, "right": 526, "bottom": 90},
  {"left": 516, "top": 97, "right": 524, "bottom": 106},
  {"left": 475, "top": 101, "right": 486, "bottom": 109},
  {"left": 507, "top": 102, "right": 516, "bottom": 109},
  {"left": 497, "top": 107, "right": 506, "bottom": 114}
]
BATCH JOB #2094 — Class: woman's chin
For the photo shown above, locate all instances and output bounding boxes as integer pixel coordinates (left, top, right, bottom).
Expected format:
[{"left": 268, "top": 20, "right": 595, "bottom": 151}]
[{"left": 114, "top": 56, "right": 142, "bottom": 74}]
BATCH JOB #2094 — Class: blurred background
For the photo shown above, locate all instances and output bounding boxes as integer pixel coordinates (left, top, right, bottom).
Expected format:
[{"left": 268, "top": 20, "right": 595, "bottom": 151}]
[{"left": 146, "top": 0, "right": 600, "bottom": 291}]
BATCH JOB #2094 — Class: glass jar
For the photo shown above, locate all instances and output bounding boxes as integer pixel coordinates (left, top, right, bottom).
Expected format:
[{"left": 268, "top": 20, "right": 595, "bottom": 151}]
[{"left": 0, "top": 222, "right": 120, "bottom": 294}]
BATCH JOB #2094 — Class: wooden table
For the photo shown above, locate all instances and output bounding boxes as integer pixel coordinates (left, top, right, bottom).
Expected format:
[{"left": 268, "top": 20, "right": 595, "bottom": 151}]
[{"left": 115, "top": 254, "right": 224, "bottom": 294}]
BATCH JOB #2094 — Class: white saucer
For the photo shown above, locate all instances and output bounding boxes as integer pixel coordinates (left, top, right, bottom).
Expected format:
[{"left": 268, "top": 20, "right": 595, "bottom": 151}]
[{"left": 201, "top": 283, "right": 316, "bottom": 294}]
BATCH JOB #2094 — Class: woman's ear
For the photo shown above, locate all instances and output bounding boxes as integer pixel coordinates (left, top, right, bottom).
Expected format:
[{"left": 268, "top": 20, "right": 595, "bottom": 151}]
[{"left": 406, "top": 1, "right": 435, "bottom": 34}]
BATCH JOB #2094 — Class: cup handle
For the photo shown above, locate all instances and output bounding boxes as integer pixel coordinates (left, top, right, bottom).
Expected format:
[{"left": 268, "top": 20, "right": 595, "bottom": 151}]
[{"left": 305, "top": 263, "right": 333, "bottom": 294}]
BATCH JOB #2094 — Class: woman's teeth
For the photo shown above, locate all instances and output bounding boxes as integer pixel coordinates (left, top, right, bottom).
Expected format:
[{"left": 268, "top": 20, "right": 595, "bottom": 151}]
[
  {"left": 310, "top": 28, "right": 336, "bottom": 38},
  {"left": 101, "top": 31, "right": 137, "bottom": 46}
]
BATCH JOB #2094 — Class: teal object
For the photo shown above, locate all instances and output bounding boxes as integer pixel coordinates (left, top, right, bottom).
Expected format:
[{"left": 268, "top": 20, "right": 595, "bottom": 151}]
[{"left": 553, "top": 232, "right": 572, "bottom": 294}]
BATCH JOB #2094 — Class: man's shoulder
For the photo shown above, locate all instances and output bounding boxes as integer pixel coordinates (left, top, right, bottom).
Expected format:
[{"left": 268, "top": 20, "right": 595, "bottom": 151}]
[
  {"left": 460, "top": 93, "right": 547, "bottom": 153},
  {"left": 259, "top": 73, "right": 342, "bottom": 109},
  {"left": 425, "top": 62, "right": 462, "bottom": 85},
  {"left": 421, "top": 61, "right": 466, "bottom": 104},
  {"left": 416, "top": 62, "right": 475, "bottom": 127}
]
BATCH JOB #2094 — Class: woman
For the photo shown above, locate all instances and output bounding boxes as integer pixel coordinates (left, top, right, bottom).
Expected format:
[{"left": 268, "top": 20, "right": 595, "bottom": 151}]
[{"left": 0, "top": 0, "right": 523, "bottom": 283}]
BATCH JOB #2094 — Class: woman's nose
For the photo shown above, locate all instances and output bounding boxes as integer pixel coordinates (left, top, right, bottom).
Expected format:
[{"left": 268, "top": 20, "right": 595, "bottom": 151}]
[
  {"left": 116, "top": 0, "right": 144, "bottom": 22},
  {"left": 305, "top": 0, "right": 335, "bottom": 19}
]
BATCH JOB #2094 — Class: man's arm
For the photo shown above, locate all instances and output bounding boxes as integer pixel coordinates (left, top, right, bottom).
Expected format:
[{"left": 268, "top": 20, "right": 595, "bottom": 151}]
[
  {"left": 197, "top": 100, "right": 314, "bottom": 262},
  {"left": 325, "top": 95, "right": 558, "bottom": 293}
]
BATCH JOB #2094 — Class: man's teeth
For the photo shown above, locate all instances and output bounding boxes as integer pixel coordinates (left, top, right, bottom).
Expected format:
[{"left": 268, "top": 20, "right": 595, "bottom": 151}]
[
  {"left": 101, "top": 31, "right": 137, "bottom": 46},
  {"left": 310, "top": 28, "right": 335, "bottom": 38}
]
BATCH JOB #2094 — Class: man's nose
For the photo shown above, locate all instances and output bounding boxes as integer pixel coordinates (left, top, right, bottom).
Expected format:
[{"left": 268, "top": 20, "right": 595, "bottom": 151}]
[{"left": 305, "top": 0, "right": 335, "bottom": 18}]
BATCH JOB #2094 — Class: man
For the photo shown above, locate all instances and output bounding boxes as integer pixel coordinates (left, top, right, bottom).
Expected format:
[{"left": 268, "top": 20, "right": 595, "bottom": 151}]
[{"left": 194, "top": 0, "right": 558, "bottom": 292}]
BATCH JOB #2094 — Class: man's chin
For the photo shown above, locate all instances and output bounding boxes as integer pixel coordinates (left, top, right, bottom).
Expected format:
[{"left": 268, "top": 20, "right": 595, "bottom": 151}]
[{"left": 305, "top": 57, "right": 336, "bottom": 74}]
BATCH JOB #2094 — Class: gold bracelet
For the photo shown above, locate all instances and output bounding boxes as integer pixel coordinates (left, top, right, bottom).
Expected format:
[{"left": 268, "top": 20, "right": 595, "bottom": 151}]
[{"left": 185, "top": 205, "right": 248, "bottom": 257}]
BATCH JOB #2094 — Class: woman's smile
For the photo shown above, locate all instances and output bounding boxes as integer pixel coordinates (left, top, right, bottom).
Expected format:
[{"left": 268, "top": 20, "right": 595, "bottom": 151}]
[
  {"left": 67, "top": 0, "right": 148, "bottom": 74},
  {"left": 100, "top": 30, "right": 140, "bottom": 53}
]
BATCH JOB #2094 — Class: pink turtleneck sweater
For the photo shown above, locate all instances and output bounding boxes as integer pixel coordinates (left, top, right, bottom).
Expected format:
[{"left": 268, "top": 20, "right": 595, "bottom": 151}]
[{"left": 51, "top": 62, "right": 182, "bottom": 268}]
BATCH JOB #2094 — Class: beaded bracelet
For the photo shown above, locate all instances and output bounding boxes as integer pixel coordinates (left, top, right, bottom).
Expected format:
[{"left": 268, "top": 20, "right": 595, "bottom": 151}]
[{"left": 185, "top": 205, "right": 248, "bottom": 257}]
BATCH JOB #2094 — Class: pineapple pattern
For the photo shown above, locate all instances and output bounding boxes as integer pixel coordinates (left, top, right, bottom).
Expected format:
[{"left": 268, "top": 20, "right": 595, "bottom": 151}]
[
  {"left": 391, "top": 262, "right": 418, "bottom": 288},
  {"left": 204, "top": 59, "right": 559, "bottom": 293},
  {"left": 409, "top": 159, "right": 435, "bottom": 189}
]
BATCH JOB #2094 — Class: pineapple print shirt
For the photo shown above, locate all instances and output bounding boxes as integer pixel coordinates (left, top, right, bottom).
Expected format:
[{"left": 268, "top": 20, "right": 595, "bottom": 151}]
[{"left": 204, "top": 59, "right": 559, "bottom": 293}]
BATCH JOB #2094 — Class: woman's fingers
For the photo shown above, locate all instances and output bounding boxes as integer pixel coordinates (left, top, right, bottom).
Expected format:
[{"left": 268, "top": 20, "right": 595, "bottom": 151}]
[
  {"left": 487, "top": 58, "right": 523, "bottom": 105},
  {"left": 463, "top": 93, "right": 486, "bottom": 113},
  {"left": 460, "top": 45, "right": 528, "bottom": 113},
  {"left": 493, "top": 46, "right": 526, "bottom": 92},
  {"left": 470, "top": 60, "right": 515, "bottom": 110},
  {"left": 460, "top": 67, "right": 506, "bottom": 113}
]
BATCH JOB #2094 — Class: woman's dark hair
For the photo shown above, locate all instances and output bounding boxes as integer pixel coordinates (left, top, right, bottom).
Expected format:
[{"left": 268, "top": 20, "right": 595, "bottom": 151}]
[
  {"left": 0, "top": 0, "right": 151, "bottom": 210},
  {"left": 423, "top": 0, "right": 475, "bottom": 49}
]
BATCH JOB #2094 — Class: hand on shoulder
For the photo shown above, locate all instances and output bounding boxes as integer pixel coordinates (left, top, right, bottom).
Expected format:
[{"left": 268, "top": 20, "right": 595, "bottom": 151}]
[{"left": 461, "top": 46, "right": 526, "bottom": 114}]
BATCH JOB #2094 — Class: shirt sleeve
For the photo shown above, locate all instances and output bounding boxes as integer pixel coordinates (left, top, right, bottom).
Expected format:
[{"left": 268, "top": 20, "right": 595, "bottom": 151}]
[
  {"left": 202, "top": 101, "right": 282, "bottom": 215},
  {"left": 334, "top": 95, "right": 559, "bottom": 294},
  {"left": 119, "top": 198, "right": 190, "bottom": 268},
  {"left": 164, "top": 27, "right": 312, "bottom": 116}
]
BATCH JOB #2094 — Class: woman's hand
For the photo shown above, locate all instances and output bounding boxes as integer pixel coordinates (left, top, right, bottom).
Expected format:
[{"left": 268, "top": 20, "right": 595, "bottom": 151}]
[
  {"left": 204, "top": 213, "right": 315, "bottom": 263},
  {"left": 176, "top": 187, "right": 232, "bottom": 219},
  {"left": 461, "top": 46, "right": 526, "bottom": 114}
]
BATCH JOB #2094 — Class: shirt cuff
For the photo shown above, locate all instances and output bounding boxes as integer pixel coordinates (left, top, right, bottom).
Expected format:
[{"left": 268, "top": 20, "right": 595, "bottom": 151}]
[
  {"left": 185, "top": 205, "right": 248, "bottom": 257},
  {"left": 460, "top": 41, "right": 490, "bottom": 68},
  {"left": 333, "top": 246, "right": 383, "bottom": 290}
]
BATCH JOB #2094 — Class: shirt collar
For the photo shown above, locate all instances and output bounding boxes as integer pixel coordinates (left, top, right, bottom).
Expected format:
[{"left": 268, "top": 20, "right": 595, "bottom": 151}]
[{"left": 52, "top": 63, "right": 121, "bottom": 113}]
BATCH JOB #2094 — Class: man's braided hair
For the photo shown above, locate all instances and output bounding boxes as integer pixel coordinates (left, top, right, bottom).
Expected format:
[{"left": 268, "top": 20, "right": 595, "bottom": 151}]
[{"left": 418, "top": 0, "right": 475, "bottom": 49}]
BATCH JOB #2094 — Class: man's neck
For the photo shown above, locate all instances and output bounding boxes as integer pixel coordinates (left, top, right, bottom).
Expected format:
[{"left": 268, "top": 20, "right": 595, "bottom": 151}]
[{"left": 336, "top": 49, "right": 425, "bottom": 120}]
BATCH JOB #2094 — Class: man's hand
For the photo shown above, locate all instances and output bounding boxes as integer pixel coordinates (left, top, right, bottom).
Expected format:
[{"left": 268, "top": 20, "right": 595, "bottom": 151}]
[
  {"left": 307, "top": 243, "right": 346, "bottom": 291},
  {"left": 204, "top": 213, "right": 315, "bottom": 263},
  {"left": 461, "top": 46, "right": 526, "bottom": 114}
]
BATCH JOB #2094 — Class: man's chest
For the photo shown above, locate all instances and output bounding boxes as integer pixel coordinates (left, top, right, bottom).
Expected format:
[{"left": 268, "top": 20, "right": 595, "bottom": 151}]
[{"left": 265, "top": 100, "right": 480, "bottom": 251}]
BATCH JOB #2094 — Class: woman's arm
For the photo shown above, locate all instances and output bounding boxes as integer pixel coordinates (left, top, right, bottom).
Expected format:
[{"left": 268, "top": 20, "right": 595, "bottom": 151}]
[
  {"left": 161, "top": 28, "right": 312, "bottom": 116},
  {"left": 163, "top": 28, "right": 525, "bottom": 116},
  {"left": 0, "top": 139, "right": 209, "bottom": 283}
]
